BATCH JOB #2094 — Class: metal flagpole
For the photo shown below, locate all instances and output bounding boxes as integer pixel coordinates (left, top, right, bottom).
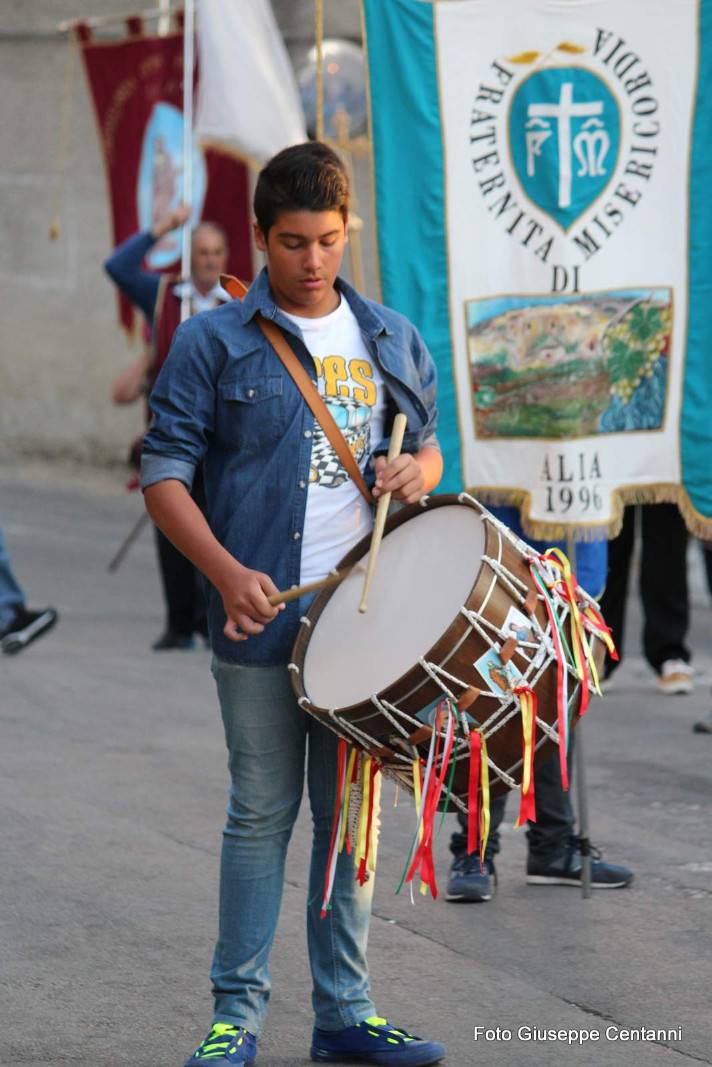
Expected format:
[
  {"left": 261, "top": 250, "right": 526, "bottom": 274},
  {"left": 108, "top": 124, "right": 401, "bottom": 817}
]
[
  {"left": 566, "top": 529, "right": 592, "bottom": 900},
  {"left": 315, "top": 0, "right": 325, "bottom": 140},
  {"left": 180, "top": 0, "right": 195, "bottom": 323}
]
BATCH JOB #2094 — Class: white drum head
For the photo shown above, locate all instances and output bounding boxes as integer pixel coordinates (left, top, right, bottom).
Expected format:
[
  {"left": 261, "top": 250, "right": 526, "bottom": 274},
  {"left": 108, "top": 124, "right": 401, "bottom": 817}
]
[{"left": 302, "top": 503, "right": 486, "bottom": 709}]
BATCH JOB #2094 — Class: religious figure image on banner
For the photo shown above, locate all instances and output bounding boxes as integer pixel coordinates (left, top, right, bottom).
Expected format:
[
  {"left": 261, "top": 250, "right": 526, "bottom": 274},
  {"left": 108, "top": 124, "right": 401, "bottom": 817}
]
[
  {"left": 137, "top": 103, "right": 208, "bottom": 270},
  {"left": 78, "top": 22, "right": 253, "bottom": 334},
  {"left": 467, "top": 289, "right": 672, "bottom": 439}
]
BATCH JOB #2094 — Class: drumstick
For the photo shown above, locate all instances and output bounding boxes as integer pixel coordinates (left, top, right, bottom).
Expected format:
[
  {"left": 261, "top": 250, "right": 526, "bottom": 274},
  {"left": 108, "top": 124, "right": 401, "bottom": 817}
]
[
  {"left": 268, "top": 564, "right": 362, "bottom": 606},
  {"left": 358, "top": 412, "right": 408, "bottom": 614}
]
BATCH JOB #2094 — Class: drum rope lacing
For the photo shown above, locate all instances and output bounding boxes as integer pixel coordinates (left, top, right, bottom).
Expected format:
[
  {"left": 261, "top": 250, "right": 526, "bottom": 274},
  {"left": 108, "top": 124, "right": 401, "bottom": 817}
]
[
  {"left": 293, "top": 493, "right": 617, "bottom": 905},
  {"left": 291, "top": 492, "right": 612, "bottom": 809}
]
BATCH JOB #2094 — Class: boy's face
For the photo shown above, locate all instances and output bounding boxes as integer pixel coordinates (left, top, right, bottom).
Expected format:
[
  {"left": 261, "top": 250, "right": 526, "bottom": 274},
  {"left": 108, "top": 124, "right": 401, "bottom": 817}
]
[{"left": 254, "top": 209, "right": 347, "bottom": 318}]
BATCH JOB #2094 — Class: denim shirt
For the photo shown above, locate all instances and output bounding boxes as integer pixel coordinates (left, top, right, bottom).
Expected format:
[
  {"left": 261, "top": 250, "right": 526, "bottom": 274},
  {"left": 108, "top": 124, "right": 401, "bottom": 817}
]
[{"left": 141, "top": 268, "right": 439, "bottom": 665}]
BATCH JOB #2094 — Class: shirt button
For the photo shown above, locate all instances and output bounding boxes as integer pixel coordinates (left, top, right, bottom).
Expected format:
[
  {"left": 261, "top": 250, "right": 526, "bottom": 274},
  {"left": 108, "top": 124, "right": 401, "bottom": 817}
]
[
  {"left": 293, "top": 531, "right": 301, "bottom": 540},
  {"left": 304, "top": 430, "right": 312, "bottom": 439},
  {"left": 247, "top": 388, "right": 255, "bottom": 398},
  {"left": 299, "top": 480, "right": 306, "bottom": 489}
]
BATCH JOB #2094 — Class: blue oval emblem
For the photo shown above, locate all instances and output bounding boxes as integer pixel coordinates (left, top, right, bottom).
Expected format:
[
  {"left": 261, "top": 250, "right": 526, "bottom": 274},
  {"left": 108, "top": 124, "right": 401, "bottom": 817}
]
[{"left": 509, "top": 67, "right": 620, "bottom": 230}]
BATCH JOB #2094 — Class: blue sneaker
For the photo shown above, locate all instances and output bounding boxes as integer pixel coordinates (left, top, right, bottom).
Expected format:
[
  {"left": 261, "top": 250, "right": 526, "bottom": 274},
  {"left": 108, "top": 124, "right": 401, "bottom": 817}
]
[
  {"left": 526, "top": 837, "right": 633, "bottom": 888},
  {"left": 184, "top": 1023, "right": 257, "bottom": 1066},
  {"left": 446, "top": 854, "right": 496, "bottom": 902},
  {"left": 311, "top": 1017, "right": 445, "bottom": 1064}
]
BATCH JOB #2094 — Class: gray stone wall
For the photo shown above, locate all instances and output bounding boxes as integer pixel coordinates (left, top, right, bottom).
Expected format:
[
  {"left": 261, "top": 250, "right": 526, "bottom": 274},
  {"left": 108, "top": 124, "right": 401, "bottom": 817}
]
[{"left": 0, "top": 1, "right": 371, "bottom": 464}]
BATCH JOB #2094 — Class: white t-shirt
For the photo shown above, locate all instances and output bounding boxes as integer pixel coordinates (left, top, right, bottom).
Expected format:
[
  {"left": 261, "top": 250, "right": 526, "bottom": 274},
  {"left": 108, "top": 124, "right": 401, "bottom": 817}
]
[{"left": 282, "top": 296, "right": 387, "bottom": 584}]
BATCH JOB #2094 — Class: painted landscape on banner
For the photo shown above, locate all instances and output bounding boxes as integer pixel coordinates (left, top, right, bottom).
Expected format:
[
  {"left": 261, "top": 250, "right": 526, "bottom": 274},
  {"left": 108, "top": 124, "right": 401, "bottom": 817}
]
[
  {"left": 468, "top": 289, "right": 672, "bottom": 439},
  {"left": 363, "top": 0, "right": 712, "bottom": 538}
]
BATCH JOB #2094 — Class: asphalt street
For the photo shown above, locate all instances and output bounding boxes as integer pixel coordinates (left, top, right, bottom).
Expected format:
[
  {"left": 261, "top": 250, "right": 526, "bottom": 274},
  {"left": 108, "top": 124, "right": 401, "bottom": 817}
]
[{"left": 2, "top": 469, "right": 712, "bottom": 1067}]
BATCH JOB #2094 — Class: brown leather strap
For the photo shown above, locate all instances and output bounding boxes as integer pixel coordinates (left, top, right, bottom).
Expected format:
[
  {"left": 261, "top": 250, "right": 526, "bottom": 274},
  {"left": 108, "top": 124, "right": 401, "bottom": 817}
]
[{"left": 221, "top": 274, "right": 373, "bottom": 504}]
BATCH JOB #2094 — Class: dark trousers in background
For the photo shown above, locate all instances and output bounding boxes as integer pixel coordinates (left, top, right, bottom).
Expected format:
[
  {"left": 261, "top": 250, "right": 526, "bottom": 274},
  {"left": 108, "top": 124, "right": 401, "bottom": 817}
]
[
  {"left": 451, "top": 742, "right": 576, "bottom": 863},
  {"left": 599, "top": 504, "right": 689, "bottom": 676},
  {"left": 703, "top": 543, "right": 712, "bottom": 599},
  {"left": 153, "top": 467, "right": 208, "bottom": 638}
]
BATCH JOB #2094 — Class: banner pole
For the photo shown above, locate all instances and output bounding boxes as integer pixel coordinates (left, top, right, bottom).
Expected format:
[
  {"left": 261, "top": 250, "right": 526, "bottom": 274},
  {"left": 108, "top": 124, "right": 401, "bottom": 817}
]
[
  {"left": 566, "top": 529, "right": 593, "bottom": 900},
  {"left": 315, "top": 0, "right": 325, "bottom": 140},
  {"left": 180, "top": 0, "right": 195, "bottom": 323}
]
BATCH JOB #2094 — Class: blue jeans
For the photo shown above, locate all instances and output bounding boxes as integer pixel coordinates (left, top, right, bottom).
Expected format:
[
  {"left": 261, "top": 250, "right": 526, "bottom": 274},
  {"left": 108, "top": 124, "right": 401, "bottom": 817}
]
[
  {"left": 0, "top": 526, "right": 24, "bottom": 627},
  {"left": 210, "top": 658, "right": 375, "bottom": 1036}
]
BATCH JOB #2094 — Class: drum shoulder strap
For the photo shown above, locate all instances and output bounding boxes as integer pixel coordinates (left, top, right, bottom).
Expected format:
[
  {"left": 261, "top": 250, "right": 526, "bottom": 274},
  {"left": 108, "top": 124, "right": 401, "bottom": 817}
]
[{"left": 221, "top": 274, "right": 374, "bottom": 505}]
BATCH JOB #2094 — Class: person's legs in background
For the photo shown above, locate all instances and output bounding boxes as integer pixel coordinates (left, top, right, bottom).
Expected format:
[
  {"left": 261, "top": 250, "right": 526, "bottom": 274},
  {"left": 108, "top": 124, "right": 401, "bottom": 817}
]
[
  {"left": 152, "top": 468, "right": 207, "bottom": 650},
  {"left": 0, "top": 525, "right": 57, "bottom": 655},
  {"left": 702, "top": 541, "right": 712, "bottom": 599},
  {"left": 640, "top": 504, "right": 692, "bottom": 694},
  {"left": 598, "top": 506, "right": 636, "bottom": 682},
  {"left": 447, "top": 795, "right": 506, "bottom": 902},
  {"left": 0, "top": 525, "right": 25, "bottom": 627}
]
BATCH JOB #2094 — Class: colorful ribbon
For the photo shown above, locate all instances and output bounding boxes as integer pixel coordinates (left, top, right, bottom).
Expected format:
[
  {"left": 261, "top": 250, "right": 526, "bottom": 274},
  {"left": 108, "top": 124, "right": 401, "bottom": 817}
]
[
  {"left": 320, "top": 739, "right": 349, "bottom": 917},
  {"left": 514, "top": 686, "right": 537, "bottom": 827},
  {"left": 467, "top": 730, "right": 481, "bottom": 856},
  {"left": 530, "top": 561, "right": 570, "bottom": 790},
  {"left": 405, "top": 700, "right": 456, "bottom": 899},
  {"left": 479, "top": 733, "right": 490, "bottom": 864}
]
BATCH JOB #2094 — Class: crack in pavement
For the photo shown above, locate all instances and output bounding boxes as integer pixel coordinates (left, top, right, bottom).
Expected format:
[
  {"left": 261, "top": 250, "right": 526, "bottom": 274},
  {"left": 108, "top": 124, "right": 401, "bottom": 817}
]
[{"left": 557, "top": 997, "right": 712, "bottom": 1065}]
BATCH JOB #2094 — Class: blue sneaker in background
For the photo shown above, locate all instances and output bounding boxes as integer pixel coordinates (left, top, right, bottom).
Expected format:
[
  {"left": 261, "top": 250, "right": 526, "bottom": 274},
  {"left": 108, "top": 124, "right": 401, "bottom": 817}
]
[
  {"left": 527, "top": 838, "right": 633, "bottom": 888},
  {"left": 310, "top": 1017, "right": 445, "bottom": 1064},
  {"left": 446, "top": 854, "right": 496, "bottom": 902}
]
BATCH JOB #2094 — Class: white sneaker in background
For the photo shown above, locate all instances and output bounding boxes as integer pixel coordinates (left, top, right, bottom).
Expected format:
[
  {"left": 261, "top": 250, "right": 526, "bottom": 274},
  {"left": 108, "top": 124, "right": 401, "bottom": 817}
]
[{"left": 657, "top": 658, "right": 694, "bottom": 696}]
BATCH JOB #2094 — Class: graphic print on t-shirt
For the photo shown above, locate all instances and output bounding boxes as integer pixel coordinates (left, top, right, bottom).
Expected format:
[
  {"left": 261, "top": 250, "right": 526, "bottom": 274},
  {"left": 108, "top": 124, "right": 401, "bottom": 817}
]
[{"left": 309, "top": 354, "right": 378, "bottom": 489}]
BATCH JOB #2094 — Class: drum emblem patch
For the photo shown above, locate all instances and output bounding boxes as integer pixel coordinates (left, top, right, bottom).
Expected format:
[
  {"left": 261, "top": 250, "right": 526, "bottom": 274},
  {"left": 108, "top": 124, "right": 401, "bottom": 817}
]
[{"left": 474, "top": 649, "right": 523, "bottom": 697}]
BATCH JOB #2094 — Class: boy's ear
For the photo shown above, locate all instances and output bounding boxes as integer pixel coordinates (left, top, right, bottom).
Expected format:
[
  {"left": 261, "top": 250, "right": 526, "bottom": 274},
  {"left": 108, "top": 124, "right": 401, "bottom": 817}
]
[{"left": 253, "top": 221, "right": 267, "bottom": 252}]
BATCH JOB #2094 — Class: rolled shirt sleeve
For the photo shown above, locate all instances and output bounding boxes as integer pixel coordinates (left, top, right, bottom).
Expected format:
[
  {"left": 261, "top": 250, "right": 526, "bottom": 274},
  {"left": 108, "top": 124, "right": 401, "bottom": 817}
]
[{"left": 140, "top": 314, "right": 223, "bottom": 491}]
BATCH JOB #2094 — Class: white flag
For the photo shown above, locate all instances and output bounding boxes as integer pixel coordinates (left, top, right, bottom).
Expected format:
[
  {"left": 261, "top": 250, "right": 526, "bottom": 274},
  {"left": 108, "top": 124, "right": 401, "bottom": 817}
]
[{"left": 195, "top": 0, "right": 307, "bottom": 165}]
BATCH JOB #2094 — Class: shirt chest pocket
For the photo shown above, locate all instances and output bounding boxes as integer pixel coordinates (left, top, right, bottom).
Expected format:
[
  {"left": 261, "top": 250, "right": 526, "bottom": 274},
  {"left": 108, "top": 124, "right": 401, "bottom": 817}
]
[{"left": 217, "top": 375, "right": 286, "bottom": 452}]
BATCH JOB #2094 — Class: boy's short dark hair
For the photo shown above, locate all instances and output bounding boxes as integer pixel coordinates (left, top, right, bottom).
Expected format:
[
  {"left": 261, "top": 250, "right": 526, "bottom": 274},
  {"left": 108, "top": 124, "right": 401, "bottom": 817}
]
[{"left": 254, "top": 141, "right": 349, "bottom": 236}]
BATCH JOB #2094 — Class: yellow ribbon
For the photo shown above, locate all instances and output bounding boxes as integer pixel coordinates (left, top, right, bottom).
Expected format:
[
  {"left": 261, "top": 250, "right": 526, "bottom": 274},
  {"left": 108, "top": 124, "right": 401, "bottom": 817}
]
[
  {"left": 412, "top": 760, "right": 423, "bottom": 843},
  {"left": 546, "top": 547, "right": 601, "bottom": 691},
  {"left": 411, "top": 760, "right": 429, "bottom": 895},
  {"left": 515, "top": 690, "right": 535, "bottom": 828},
  {"left": 368, "top": 770, "right": 381, "bottom": 875},
  {"left": 480, "top": 735, "right": 490, "bottom": 863},
  {"left": 339, "top": 747, "right": 358, "bottom": 854},
  {"left": 355, "top": 755, "right": 372, "bottom": 868}
]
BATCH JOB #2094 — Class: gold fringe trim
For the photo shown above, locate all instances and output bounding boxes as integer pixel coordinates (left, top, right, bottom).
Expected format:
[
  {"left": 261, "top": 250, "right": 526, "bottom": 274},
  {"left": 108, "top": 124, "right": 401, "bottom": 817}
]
[{"left": 468, "top": 483, "right": 712, "bottom": 543}]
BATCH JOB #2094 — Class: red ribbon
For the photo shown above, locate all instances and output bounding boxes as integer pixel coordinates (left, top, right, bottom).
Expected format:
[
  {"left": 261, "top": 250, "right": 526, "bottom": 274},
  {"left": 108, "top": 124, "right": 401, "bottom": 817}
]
[
  {"left": 320, "top": 739, "right": 347, "bottom": 917},
  {"left": 406, "top": 702, "right": 456, "bottom": 899},
  {"left": 468, "top": 731, "right": 481, "bottom": 856}
]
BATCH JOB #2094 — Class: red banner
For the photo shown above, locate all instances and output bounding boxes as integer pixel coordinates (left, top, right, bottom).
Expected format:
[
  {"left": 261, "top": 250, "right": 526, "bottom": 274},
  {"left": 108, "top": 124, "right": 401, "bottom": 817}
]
[{"left": 78, "top": 21, "right": 253, "bottom": 333}]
